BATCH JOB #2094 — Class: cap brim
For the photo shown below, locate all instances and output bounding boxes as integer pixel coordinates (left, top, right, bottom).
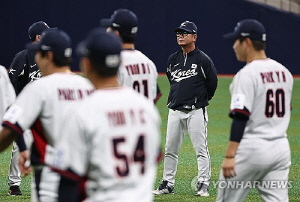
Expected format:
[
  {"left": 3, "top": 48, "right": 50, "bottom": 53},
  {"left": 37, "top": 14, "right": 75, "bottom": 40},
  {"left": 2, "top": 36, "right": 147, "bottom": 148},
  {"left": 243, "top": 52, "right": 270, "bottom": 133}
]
[
  {"left": 223, "top": 32, "right": 238, "bottom": 40},
  {"left": 174, "top": 27, "right": 195, "bottom": 33},
  {"left": 100, "top": 18, "right": 112, "bottom": 27}
]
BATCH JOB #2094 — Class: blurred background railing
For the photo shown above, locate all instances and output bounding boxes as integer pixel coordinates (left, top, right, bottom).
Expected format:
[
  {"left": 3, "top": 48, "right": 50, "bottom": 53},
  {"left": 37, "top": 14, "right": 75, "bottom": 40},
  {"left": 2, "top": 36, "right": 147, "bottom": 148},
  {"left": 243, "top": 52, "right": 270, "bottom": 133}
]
[{"left": 248, "top": 0, "right": 300, "bottom": 14}]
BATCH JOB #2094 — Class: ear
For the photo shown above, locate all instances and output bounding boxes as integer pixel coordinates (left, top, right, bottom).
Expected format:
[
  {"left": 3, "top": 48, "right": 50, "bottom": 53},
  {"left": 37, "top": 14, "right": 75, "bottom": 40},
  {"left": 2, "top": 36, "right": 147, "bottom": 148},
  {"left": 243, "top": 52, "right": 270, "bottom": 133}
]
[
  {"left": 35, "top": 35, "right": 42, "bottom": 42},
  {"left": 80, "top": 57, "right": 93, "bottom": 75},
  {"left": 245, "top": 37, "right": 253, "bottom": 47},
  {"left": 114, "top": 30, "right": 120, "bottom": 36},
  {"left": 193, "top": 34, "right": 197, "bottom": 42},
  {"left": 47, "top": 51, "right": 54, "bottom": 61}
]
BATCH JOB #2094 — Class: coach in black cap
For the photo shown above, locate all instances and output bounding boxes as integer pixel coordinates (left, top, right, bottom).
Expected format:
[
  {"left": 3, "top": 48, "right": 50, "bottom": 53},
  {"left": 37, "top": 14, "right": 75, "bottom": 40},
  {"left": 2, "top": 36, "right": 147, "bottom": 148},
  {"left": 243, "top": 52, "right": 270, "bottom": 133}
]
[{"left": 153, "top": 20, "right": 218, "bottom": 197}]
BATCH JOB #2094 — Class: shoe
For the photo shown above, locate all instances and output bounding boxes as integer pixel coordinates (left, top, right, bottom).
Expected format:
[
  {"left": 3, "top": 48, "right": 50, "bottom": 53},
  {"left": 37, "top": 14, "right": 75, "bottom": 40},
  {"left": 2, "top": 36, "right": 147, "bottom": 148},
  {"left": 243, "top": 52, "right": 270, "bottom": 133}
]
[
  {"left": 152, "top": 180, "right": 174, "bottom": 195},
  {"left": 196, "top": 182, "right": 209, "bottom": 197},
  {"left": 8, "top": 186, "right": 22, "bottom": 195}
]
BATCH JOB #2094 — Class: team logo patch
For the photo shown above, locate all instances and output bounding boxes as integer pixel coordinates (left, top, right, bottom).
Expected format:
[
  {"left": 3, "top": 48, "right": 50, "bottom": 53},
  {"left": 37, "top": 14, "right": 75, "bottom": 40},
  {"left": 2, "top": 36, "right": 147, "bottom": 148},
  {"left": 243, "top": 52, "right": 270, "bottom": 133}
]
[
  {"left": 3, "top": 104, "right": 23, "bottom": 124},
  {"left": 230, "top": 94, "right": 246, "bottom": 110}
]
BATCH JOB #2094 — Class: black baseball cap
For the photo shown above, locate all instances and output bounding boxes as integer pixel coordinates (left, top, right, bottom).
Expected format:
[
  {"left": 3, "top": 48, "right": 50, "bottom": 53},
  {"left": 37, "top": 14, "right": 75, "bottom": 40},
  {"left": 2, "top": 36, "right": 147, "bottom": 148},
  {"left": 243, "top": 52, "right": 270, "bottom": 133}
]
[
  {"left": 174, "top": 21, "right": 197, "bottom": 34},
  {"left": 77, "top": 28, "right": 121, "bottom": 69},
  {"left": 28, "top": 21, "right": 50, "bottom": 41},
  {"left": 28, "top": 29, "right": 72, "bottom": 58},
  {"left": 223, "top": 19, "right": 266, "bottom": 42},
  {"left": 100, "top": 9, "right": 138, "bottom": 35}
]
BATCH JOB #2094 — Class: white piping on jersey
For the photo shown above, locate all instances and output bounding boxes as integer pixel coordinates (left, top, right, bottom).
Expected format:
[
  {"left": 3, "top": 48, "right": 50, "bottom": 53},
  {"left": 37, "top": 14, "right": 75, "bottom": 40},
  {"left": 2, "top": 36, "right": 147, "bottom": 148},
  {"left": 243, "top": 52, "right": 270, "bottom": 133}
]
[
  {"left": 183, "top": 52, "right": 187, "bottom": 66},
  {"left": 200, "top": 66, "right": 206, "bottom": 80}
]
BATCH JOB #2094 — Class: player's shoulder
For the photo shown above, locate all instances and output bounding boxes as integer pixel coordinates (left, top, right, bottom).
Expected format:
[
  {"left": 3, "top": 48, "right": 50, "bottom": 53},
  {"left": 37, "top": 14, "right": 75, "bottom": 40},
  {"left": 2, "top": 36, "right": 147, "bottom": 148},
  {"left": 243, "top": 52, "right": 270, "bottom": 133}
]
[
  {"left": 0, "top": 65, "right": 7, "bottom": 74},
  {"left": 196, "top": 49, "right": 214, "bottom": 64},
  {"left": 167, "top": 50, "right": 181, "bottom": 63},
  {"left": 14, "top": 49, "right": 28, "bottom": 58}
]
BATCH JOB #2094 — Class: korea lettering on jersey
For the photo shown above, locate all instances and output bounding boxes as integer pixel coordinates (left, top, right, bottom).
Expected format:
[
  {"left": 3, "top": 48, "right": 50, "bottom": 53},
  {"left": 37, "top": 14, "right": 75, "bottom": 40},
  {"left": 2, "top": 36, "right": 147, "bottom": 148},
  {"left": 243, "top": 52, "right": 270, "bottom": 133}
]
[
  {"left": 53, "top": 87, "right": 161, "bottom": 202},
  {"left": 229, "top": 59, "right": 293, "bottom": 139},
  {"left": 168, "top": 63, "right": 199, "bottom": 82}
]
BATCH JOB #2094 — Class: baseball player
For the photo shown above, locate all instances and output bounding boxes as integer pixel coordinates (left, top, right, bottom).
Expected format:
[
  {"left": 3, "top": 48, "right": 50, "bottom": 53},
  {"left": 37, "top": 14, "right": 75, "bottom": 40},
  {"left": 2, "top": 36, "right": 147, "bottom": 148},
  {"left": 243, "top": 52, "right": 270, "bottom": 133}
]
[
  {"left": 50, "top": 28, "right": 161, "bottom": 202},
  {"left": 0, "top": 64, "right": 16, "bottom": 123},
  {"left": 7, "top": 21, "right": 50, "bottom": 195},
  {"left": 0, "top": 29, "right": 94, "bottom": 202},
  {"left": 216, "top": 19, "right": 293, "bottom": 202},
  {"left": 153, "top": 21, "right": 218, "bottom": 196},
  {"left": 101, "top": 8, "right": 162, "bottom": 103}
]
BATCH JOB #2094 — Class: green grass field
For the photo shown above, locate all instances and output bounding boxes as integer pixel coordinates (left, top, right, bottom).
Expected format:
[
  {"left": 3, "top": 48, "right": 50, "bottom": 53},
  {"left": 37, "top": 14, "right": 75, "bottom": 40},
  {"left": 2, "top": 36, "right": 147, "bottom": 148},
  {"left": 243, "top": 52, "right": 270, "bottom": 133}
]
[{"left": 0, "top": 76, "right": 299, "bottom": 202}]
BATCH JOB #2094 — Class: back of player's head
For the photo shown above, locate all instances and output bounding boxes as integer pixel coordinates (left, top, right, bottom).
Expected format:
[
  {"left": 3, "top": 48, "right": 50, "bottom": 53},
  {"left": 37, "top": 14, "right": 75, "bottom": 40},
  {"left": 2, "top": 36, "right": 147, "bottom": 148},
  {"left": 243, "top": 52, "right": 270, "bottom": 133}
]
[
  {"left": 77, "top": 28, "right": 122, "bottom": 78},
  {"left": 223, "top": 19, "right": 266, "bottom": 50},
  {"left": 28, "top": 29, "right": 72, "bottom": 66},
  {"left": 28, "top": 21, "right": 50, "bottom": 41},
  {"left": 223, "top": 19, "right": 266, "bottom": 42},
  {"left": 100, "top": 8, "right": 138, "bottom": 43}
]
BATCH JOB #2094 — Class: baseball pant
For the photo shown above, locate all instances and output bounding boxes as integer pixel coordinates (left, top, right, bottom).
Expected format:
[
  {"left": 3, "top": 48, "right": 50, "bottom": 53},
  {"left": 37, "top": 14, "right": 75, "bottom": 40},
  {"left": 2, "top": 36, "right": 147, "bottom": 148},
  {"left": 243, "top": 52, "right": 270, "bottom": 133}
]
[
  {"left": 163, "top": 108, "right": 211, "bottom": 187},
  {"left": 8, "top": 130, "right": 33, "bottom": 187},
  {"left": 32, "top": 166, "right": 60, "bottom": 202},
  {"left": 216, "top": 137, "right": 291, "bottom": 202}
]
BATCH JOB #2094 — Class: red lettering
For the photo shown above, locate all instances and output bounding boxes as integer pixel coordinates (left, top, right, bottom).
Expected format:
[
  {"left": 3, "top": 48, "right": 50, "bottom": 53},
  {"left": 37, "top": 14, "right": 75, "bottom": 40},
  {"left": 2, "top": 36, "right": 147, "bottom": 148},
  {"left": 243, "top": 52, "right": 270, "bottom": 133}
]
[
  {"left": 282, "top": 71, "right": 286, "bottom": 82},
  {"left": 107, "top": 111, "right": 126, "bottom": 127},
  {"left": 275, "top": 71, "right": 280, "bottom": 82}
]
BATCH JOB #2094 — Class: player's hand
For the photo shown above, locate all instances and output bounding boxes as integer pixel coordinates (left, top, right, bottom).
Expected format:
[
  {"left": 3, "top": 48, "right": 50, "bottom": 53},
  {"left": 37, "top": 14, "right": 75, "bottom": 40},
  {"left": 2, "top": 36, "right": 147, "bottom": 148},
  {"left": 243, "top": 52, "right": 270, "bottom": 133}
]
[
  {"left": 222, "top": 157, "right": 236, "bottom": 179},
  {"left": 19, "top": 150, "right": 32, "bottom": 177}
]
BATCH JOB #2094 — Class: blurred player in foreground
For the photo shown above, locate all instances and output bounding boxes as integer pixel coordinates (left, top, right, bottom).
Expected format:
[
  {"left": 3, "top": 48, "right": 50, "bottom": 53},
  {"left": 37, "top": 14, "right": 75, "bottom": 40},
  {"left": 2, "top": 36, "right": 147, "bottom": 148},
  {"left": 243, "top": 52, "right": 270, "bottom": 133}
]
[
  {"left": 7, "top": 21, "right": 50, "bottom": 195},
  {"left": 101, "top": 8, "right": 162, "bottom": 103},
  {"left": 51, "top": 28, "right": 161, "bottom": 202},
  {"left": 0, "top": 29, "right": 93, "bottom": 202},
  {"left": 216, "top": 19, "right": 293, "bottom": 202}
]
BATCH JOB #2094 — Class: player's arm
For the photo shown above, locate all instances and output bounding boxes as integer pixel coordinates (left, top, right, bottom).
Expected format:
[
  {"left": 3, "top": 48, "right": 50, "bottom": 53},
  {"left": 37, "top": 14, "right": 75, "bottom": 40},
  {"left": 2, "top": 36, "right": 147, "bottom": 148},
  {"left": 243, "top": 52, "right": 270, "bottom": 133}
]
[
  {"left": 222, "top": 116, "right": 248, "bottom": 178},
  {"left": 154, "top": 84, "right": 162, "bottom": 104},
  {"left": 0, "top": 127, "right": 17, "bottom": 152},
  {"left": 202, "top": 56, "right": 218, "bottom": 101},
  {"left": 8, "top": 51, "right": 27, "bottom": 95}
]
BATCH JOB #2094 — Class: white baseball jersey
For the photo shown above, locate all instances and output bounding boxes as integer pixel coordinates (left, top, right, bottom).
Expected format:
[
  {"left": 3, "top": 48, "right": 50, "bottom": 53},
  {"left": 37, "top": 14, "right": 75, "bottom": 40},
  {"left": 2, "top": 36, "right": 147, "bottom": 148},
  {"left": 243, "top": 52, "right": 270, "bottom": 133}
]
[
  {"left": 118, "top": 50, "right": 158, "bottom": 101},
  {"left": 54, "top": 87, "right": 161, "bottom": 202},
  {"left": 0, "top": 65, "right": 16, "bottom": 120},
  {"left": 230, "top": 58, "right": 293, "bottom": 139},
  {"left": 2, "top": 72, "right": 94, "bottom": 165}
]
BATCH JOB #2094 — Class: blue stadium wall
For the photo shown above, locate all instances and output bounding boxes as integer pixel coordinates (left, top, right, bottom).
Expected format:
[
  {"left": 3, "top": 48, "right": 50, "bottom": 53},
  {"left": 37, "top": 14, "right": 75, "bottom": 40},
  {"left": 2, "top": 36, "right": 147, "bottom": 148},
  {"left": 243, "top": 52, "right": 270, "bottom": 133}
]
[{"left": 1, "top": 0, "right": 300, "bottom": 74}]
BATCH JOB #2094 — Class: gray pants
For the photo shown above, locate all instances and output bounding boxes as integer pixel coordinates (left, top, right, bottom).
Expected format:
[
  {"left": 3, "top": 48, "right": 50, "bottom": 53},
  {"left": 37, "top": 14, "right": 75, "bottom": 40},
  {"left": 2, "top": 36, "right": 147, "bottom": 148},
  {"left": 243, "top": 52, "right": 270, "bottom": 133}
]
[
  {"left": 216, "top": 138, "right": 290, "bottom": 202},
  {"left": 163, "top": 108, "right": 211, "bottom": 187},
  {"left": 8, "top": 130, "right": 33, "bottom": 187}
]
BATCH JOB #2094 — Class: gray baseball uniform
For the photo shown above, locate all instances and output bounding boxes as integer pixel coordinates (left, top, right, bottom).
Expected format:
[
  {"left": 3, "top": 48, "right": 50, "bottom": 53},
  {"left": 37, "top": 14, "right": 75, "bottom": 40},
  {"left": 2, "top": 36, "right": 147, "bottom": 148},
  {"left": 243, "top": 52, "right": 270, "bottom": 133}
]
[{"left": 216, "top": 59, "right": 293, "bottom": 202}]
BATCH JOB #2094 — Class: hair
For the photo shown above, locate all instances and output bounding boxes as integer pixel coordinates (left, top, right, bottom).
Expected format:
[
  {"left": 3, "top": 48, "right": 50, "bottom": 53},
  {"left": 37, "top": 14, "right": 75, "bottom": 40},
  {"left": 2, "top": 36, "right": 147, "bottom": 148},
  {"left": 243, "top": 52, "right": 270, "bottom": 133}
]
[
  {"left": 238, "top": 37, "right": 266, "bottom": 51},
  {"left": 89, "top": 58, "right": 118, "bottom": 78},
  {"left": 40, "top": 50, "right": 72, "bottom": 67},
  {"left": 112, "top": 27, "right": 136, "bottom": 43}
]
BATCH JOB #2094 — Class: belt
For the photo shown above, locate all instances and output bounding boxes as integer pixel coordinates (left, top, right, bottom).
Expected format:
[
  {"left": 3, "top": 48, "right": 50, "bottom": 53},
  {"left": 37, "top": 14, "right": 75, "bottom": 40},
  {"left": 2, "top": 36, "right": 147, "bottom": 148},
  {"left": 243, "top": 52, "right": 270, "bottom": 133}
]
[{"left": 174, "top": 104, "right": 204, "bottom": 113}]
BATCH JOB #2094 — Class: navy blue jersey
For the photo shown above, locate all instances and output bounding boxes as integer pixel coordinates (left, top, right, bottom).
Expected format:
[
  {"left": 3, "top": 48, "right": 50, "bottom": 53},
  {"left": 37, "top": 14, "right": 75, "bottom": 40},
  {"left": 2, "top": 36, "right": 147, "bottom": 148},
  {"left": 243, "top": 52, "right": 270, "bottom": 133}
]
[
  {"left": 8, "top": 48, "right": 41, "bottom": 95},
  {"left": 166, "top": 48, "right": 217, "bottom": 110}
]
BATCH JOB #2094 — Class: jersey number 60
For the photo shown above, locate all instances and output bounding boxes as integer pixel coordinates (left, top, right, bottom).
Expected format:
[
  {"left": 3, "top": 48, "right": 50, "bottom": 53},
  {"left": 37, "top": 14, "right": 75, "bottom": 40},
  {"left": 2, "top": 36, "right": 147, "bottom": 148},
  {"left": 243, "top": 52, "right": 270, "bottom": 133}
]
[{"left": 265, "top": 89, "right": 285, "bottom": 118}]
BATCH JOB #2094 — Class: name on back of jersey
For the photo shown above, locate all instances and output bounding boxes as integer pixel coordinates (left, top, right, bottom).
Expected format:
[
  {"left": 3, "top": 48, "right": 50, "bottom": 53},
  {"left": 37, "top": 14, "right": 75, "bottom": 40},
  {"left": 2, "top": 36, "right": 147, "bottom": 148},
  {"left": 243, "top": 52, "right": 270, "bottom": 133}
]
[
  {"left": 260, "top": 71, "right": 286, "bottom": 84},
  {"left": 58, "top": 88, "right": 94, "bottom": 101},
  {"left": 125, "top": 63, "right": 151, "bottom": 75},
  {"left": 107, "top": 109, "right": 146, "bottom": 127}
]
